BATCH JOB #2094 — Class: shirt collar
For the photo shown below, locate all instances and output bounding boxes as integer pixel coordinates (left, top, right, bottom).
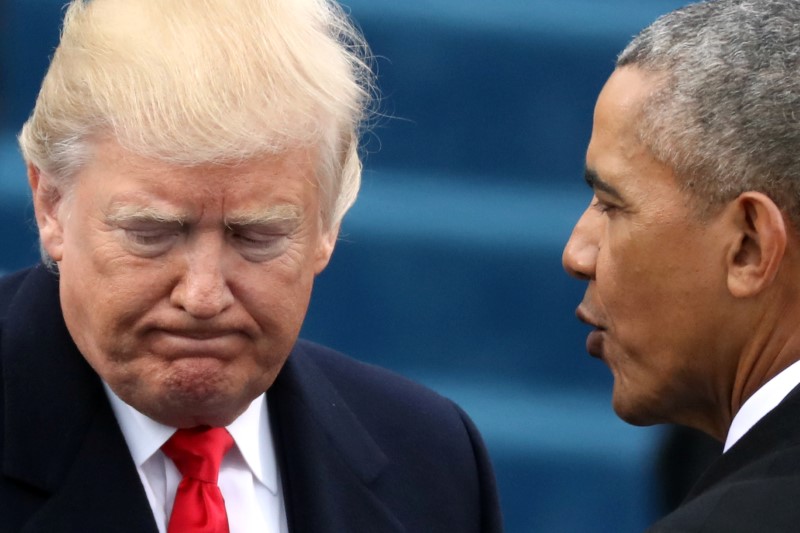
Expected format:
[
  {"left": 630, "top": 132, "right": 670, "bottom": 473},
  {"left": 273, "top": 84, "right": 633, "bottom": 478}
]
[
  {"left": 226, "top": 391, "right": 279, "bottom": 494},
  {"left": 104, "top": 384, "right": 278, "bottom": 494},
  {"left": 725, "top": 358, "right": 800, "bottom": 452}
]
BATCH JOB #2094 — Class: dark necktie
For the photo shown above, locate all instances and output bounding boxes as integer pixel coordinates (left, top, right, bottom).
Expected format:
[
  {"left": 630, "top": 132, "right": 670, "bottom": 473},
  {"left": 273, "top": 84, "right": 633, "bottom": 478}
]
[{"left": 162, "top": 426, "right": 235, "bottom": 533}]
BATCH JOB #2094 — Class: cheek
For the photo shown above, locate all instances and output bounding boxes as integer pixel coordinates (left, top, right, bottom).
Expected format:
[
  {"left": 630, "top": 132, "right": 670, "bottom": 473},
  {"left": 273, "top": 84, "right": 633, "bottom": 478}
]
[
  {"left": 599, "top": 222, "right": 694, "bottom": 298},
  {"left": 599, "top": 247, "right": 720, "bottom": 362},
  {"left": 596, "top": 240, "right": 658, "bottom": 307},
  {"left": 238, "top": 262, "right": 314, "bottom": 325},
  {"left": 60, "top": 249, "right": 175, "bottom": 353},
  {"left": 235, "top": 242, "right": 320, "bottom": 337},
  {"left": 595, "top": 235, "right": 684, "bottom": 351},
  {"left": 269, "top": 235, "right": 324, "bottom": 290}
]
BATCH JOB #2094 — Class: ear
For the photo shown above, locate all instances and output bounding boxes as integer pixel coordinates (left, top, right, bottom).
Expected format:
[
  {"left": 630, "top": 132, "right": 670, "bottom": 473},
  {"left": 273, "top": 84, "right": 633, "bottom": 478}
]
[
  {"left": 313, "top": 222, "right": 340, "bottom": 275},
  {"left": 726, "top": 191, "right": 787, "bottom": 298},
  {"left": 28, "top": 164, "right": 66, "bottom": 262}
]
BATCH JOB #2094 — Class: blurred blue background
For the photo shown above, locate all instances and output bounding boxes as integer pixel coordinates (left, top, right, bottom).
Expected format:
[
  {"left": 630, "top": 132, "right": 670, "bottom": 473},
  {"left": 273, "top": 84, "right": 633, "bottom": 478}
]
[{"left": 0, "top": 1, "right": 690, "bottom": 531}]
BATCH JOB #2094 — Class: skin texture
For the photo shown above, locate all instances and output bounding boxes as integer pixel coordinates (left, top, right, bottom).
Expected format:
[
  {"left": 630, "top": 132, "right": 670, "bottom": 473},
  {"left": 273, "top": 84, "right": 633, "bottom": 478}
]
[
  {"left": 560, "top": 67, "right": 794, "bottom": 439},
  {"left": 29, "top": 139, "right": 338, "bottom": 428}
]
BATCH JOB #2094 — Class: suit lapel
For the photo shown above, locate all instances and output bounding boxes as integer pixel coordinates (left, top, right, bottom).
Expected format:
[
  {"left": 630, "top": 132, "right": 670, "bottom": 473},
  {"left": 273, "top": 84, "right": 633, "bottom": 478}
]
[
  {"left": 269, "top": 342, "right": 404, "bottom": 533},
  {"left": 1, "top": 266, "right": 158, "bottom": 533},
  {"left": 686, "top": 381, "right": 800, "bottom": 501}
]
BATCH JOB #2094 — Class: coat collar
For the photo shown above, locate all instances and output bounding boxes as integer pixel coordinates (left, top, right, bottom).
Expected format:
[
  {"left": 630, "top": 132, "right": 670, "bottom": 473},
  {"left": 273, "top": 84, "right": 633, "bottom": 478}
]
[
  {"left": 686, "top": 381, "right": 800, "bottom": 501},
  {"left": 1, "top": 265, "right": 158, "bottom": 532},
  {"left": 269, "top": 341, "right": 403, "bottom": 533}
]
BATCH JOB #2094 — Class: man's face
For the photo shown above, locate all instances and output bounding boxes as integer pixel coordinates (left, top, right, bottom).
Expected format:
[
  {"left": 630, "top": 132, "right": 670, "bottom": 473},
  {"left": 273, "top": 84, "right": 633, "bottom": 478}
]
[
  {"left": 562, "top": 67, "right": 736, "bottom": 428},
  {"left": 34, "top": 140, "right": 336, "bottom": 427}
]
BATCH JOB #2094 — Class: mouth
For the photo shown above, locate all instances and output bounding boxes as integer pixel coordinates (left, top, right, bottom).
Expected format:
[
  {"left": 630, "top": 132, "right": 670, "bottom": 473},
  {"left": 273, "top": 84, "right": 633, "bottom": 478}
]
[
  {"left": 159, "top": 328, "right": 241, "bottom": 340},
  {"left": 148, "top": 329, "right": 246, "bottom": 359},
  {"left": 575, "top": 308, "right": 606, "bottom": 359},
  {"left": 585, "top": 329, "right": 605, "bottom": 359}
]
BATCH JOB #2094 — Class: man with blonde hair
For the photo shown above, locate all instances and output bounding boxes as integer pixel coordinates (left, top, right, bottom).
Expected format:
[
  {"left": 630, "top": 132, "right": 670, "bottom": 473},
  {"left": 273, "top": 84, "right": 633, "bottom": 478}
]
[
  {"left": 0, "top": 1, "right": 502, "bottom": 532},
  {"left": 564, "top": 0, "right": 800, "bottom": 530}
]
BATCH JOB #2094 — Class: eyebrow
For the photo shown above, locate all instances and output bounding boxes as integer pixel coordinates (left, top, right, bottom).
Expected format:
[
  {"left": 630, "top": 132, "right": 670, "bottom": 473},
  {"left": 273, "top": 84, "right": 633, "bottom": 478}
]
[
  {"left": 224, "top": 205, "right": 302, "bottom": 227},
  {"left": 106, "top": 205, "right": 186, "bottom": 225},
  {"left": 105, "top": 203, "right": 302, "bottom": 227},
  {"left": 584, "top": 167, "right": 624, "bottom": 201}
]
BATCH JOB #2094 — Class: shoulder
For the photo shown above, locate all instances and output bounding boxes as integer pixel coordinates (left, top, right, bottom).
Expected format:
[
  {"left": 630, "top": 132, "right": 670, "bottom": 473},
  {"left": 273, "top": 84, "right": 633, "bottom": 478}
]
[
  {"left": 0, "top": 266, "right": 38, "bottom": 320},
  {"left": 283, "top": 339, "right": 503, "bottom": 531},
  {"left": 286, "top": 338, "right": 494, "bottom": 488},
  {"left": 291, "top": 339, "right": 443, "bottom": 398},
  {"left": 290, "top": 338, "right": 468, "bottom": 425},
  {"left": 274, "top": 341, "right": 503, "bottom": 531},
  {"left": 649, "top": 443, "right": 800, "bottom": 532}
]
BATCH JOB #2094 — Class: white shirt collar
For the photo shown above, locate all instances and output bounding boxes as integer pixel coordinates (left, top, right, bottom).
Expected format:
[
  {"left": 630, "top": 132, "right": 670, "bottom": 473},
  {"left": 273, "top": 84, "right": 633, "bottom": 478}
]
[
  {"left": 104, "top": 384, "right": 279, "bottom": 494},
  {"left": 724, "top": 358, "right": 800, "bottom": 452}
]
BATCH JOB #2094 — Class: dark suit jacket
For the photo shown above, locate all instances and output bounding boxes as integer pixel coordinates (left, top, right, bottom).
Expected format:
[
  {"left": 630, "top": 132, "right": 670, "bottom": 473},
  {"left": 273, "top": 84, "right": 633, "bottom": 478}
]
[
  {"left": 648, "top": 383, "right": 800, "bottom": 532},
  {"left": 0, "top": 265, "right": 503, "bottom": 532}
]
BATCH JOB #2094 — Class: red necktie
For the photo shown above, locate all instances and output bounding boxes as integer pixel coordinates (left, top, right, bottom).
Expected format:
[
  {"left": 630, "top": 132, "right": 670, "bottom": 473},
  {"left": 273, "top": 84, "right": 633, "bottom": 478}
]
[{"left": 162, "top": 426, "right": 234, "bottom": 533}]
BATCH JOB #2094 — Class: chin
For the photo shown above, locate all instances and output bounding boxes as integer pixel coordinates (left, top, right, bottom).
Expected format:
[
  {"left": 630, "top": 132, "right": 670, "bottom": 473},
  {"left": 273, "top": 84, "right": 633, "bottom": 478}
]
[
  {"left": 613, "top": 407, "right": 659, "bottom": 427},
  {"left": 610, "top": 388, "right": 664, "bottom": 427},
  {"left": 148, "top": 389, "right": 252, "bottom": 428},
  {"left": 128, "top": 372, "right": 253, "bottom": 428}
]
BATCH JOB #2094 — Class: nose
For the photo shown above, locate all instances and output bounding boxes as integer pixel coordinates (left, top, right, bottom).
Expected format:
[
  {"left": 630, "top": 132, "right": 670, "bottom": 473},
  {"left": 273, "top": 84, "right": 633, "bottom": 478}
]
[
  {"left": 562, "top": 204, "right": 600, "bottom": 281},
  {"left": 170, "top": 234, "right": 234, "bottom": 319}
]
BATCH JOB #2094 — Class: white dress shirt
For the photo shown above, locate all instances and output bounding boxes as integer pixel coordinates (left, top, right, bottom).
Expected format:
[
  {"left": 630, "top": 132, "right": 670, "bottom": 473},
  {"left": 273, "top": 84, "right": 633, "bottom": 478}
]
[
  {"left": 724, "top": 359, "right": 800, "bottom": 452},
  {"left": 105, "top": 385, "right": 288, "bottom": 533}
]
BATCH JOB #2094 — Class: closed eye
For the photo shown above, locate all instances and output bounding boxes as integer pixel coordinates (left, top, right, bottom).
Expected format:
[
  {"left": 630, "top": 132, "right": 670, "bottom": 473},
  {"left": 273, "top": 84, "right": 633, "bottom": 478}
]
[
  {"left": 230, "top": 230, "right": 285, "bottom": 246},
  {"left": 128, "top": 229, "right": 180, "bottom": 245},
  {"left": 121, "top": 227, "right": 181, "bottom": 257},
  {"left": 227, "top": 227, "right": 291, "bottom": 262}
]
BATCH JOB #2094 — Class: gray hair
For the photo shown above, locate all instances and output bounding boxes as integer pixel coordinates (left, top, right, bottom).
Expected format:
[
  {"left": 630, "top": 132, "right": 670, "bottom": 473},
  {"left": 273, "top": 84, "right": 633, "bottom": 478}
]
[
  {"left": 19, "top": 0, "right": 374, "bottom": 232},
  {"left": 617, "top": 0, "right": 800, "bottom": 226}
]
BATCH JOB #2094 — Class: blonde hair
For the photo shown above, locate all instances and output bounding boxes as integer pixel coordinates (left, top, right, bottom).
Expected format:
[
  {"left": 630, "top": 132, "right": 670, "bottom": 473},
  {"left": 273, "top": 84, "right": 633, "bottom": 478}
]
[{"left": 19, "top": 0, "right": 373, "bottom": 229}]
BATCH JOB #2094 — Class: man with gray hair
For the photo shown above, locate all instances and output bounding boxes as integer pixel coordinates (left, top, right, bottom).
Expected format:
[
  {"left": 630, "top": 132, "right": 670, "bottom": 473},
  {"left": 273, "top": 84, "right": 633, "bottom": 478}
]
[
  {"left": 563, "top": 0, "right": 800, "bottom": 530},
  {"left": 0, "top": 1, "right": 502, "bottom": 532}
]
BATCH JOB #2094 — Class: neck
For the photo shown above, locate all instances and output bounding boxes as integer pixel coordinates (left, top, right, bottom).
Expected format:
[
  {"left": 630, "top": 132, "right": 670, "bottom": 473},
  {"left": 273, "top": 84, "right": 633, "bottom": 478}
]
[{"left": 729, "top": 299, "right": 800, "bottom": 430}]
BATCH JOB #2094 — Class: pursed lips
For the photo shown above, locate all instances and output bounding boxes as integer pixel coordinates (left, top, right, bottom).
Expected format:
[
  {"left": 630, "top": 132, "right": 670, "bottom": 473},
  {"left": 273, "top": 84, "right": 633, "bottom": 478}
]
[
  {"left": 159, "top": 328, "right": 242, "bottom": 340},
  {"left": 575, "top": 307, "right": 607, "bottom": 359},
  {"left": 147, "top": 328, "right": 248, "bottom": 358}
]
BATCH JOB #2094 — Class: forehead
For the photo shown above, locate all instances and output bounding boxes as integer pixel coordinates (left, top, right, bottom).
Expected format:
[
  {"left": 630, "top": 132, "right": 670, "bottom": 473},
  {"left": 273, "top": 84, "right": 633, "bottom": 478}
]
[
  {"left": 73, "top": 139, "right": 319, "bottom": 214},
  {"left": 588, "top": 68, "right": 654, "bottom": 164},
  {"left": 587, "top": 68, "right": 681, "bottom": 197}
]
